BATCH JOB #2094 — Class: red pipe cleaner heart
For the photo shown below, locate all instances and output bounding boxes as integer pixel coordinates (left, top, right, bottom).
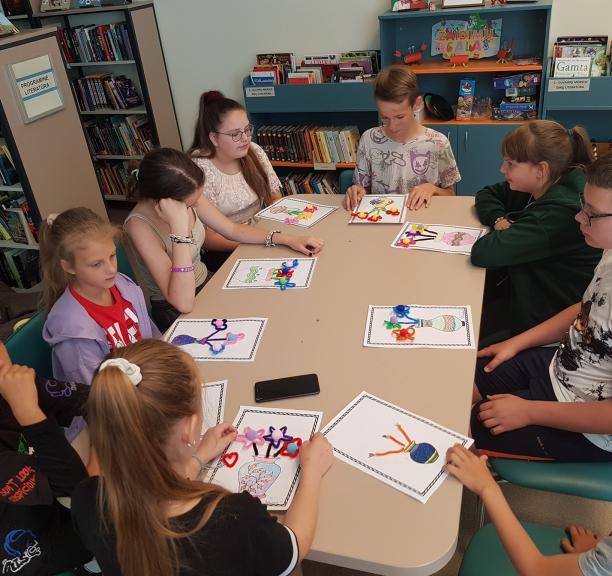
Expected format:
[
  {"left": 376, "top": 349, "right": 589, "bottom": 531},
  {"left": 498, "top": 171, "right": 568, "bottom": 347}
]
[{"left": 222, "top": 452, "right": 239, "bottom": 468}]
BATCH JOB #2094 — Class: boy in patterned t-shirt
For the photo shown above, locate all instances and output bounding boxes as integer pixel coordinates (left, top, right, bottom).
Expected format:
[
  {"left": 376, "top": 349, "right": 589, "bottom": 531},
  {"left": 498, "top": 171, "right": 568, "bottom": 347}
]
[
  {"left": 342, "top": 64, "right": 461, "bottom": 212},
  {"left": 471, "top": 154, "right": 612, "bottom": 462}
]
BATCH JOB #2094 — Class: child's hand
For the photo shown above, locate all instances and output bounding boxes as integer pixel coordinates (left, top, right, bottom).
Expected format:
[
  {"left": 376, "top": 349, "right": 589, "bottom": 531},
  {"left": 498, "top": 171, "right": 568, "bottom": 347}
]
[
  {"left": 0, "top": 364, "right": 44, "bottom": 426},
  {"left": 343, "top": 185, "right": 367, "bottom": 211},
  {"left": 0, "top": 342, "right": 11, "bottom": 369},
  {"left": 408, "top": 183, "right": 437, "bottom": 210},
  {"left": 444, "top": 444, "right": 497, "bottom": 498},
  {"left": 561, "top": 526, "right": 600, "bottom": 554},
  {"left": 300, "top": 433, "right": 333, "bottom": 480},
  {"left": 494, "top": 218, "right": 513, "bottom": 231},
  {"left": 155, "top": 198, "right": 190, "bottom": 236},
  {"left": 197, "top": 422, "right": 237, "bottom": 463},
  {"left": 285, "top": 236, "right": 325, "bottom": 257},
  {"left": 478, "top": 394, "right": 531, "bottom": 435},
  {"left": 477, "top": 338, "right": 521, "bottom": 373}
]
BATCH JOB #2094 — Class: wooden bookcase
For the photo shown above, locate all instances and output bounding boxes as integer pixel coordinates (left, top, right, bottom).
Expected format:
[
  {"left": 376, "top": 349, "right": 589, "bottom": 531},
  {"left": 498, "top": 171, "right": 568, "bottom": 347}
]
[{"left": 20, "top": 0, "right": 181, "bottom": 204}]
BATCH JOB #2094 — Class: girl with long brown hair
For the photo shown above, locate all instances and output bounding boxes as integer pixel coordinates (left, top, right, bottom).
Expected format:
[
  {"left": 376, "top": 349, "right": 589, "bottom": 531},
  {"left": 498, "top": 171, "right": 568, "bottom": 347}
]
[
  {"left": 189, "top": 91, "right": 282, "bottom": 271},
  {"left": 471, "top": 120, "right": 602, "bottom": 344},
  {"left": 124, "top": 147, "right": 324, "bottom": 331},
  {"left": 71, "top": 339, "right": 333, "bottom": 576}
]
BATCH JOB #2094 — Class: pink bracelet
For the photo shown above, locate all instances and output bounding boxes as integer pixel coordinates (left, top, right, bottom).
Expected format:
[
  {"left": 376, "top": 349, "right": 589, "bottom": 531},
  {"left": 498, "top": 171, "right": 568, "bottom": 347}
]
[{"left": 171, "top": 265, "right": 195, "bottom": 273}]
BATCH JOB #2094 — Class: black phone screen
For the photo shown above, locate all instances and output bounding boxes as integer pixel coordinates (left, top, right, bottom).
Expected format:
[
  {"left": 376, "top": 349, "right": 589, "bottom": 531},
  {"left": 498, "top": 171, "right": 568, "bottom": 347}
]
[{"left": 254, "top": 374, "right": 320, "bottom": 403}]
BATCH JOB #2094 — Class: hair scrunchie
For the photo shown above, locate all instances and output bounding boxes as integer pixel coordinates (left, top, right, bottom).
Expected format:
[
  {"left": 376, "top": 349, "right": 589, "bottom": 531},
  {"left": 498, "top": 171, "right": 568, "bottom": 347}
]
[{"left": 99, "top": 358, "right": 142, "bottom": 386}]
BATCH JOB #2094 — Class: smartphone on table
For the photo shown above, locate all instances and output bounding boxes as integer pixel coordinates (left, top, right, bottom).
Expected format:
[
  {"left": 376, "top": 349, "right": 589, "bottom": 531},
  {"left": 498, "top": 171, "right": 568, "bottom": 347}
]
[{"left": 254, "top": 373, "right": 320, "bottom": 403}]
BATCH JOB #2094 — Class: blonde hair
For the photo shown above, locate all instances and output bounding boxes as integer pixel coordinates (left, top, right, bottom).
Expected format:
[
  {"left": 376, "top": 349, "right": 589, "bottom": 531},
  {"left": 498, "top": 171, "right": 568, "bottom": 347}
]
[
  {"left": 88, "top": 339, "right": 228, "bottom": 576},
  {"left": 39, "top": 207, "right": 117, "bottom": 310},
  {"left": 374, "top": 64, "right": 420, "bottom": 106},
  {"left": 501, "top": 120, "right": 594, "bottom": 187}
]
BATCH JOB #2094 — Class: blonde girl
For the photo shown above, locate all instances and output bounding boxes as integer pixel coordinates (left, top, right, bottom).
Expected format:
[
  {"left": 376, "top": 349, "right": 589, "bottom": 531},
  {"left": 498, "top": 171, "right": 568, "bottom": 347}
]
[{"left": 71, "top": 339, "right": 333, "bottom": 576}]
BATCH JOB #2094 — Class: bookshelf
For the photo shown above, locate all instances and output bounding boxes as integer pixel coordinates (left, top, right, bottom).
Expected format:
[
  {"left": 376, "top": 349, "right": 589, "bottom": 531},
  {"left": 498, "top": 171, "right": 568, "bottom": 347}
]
[
  {"left": 23, "top": 0, "right": 181, "bottom": 203},
  {"left": 0, "top": 28, "right": 105, "bottom": 290}
]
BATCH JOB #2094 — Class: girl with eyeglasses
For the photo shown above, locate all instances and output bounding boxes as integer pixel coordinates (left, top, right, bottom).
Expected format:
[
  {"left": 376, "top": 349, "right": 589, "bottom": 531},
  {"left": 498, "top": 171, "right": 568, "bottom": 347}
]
[
  {"left": 124, "top": 148, "right": 324, "bottom": 331},
  {"left": 188, "top": 91, "right": 283, "bottom": 272},
  {"left": 471, "top": 120, "right": 602, "bottom": 345}
]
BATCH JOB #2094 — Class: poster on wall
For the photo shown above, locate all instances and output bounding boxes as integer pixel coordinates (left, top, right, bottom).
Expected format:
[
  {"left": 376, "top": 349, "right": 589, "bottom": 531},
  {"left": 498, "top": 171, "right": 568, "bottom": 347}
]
[
  {"left": 431, "top": 17, "right": 502, "bottom": 60},
  {"left": 8, "top": 54, "right": 64, "bottom": 123}
]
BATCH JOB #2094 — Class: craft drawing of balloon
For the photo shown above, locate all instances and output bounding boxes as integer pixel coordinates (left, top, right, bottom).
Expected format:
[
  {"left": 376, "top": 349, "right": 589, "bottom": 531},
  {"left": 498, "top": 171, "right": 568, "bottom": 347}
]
[
  {"left": 170, "top": 319, "right": 245, "bottom": 355},
  {"left": 369, "top": 423, "right": 439, "bottom": 464},
  {"left": 385, "top": 304, "right": 465, "bottom": 337}
]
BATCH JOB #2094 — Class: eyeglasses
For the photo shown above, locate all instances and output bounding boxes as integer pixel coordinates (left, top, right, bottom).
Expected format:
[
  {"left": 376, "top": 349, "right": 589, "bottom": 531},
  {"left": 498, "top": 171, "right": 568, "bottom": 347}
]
[
  {"left": 215, "top": 124, "right": 254, "bottom": 143},
  {"left": 578, "top": 192, "right": 612, "bottom": 227}
]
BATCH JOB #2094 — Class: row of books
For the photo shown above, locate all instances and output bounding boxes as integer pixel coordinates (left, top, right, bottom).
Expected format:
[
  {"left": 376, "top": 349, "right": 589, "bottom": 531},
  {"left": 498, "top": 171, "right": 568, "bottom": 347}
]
[
  {"left": 73, "top": 73, "right": 143, "bottom": 112},
  {"left": 249, "top": 51, "right": 381, "bottom": 85},
  {"left": 0, "top": 248, "right": 39, "bottom": 289},
  {"left": 0, "top": 201, "right": 38, "bottom": 246},
  {"left": 552, "top": 36, "right": 609, "bottom": 77},
  {"left": 83, "top": 115, "right": 153, "bottom": 157},
  {"left": 279, "top": 172, "right": 339, "bottom": 196},
  {"left": 0, "top": 142, "right": 18, "bottom": 186},
  {"left": 56, "top": 22, "right": 134, "bottom": 64},
  {"left": 256, "top": 125, "right": 360, "bottom": 164},
  {"left": 96, "top": 160, "right": 136, "bottom": 198}
]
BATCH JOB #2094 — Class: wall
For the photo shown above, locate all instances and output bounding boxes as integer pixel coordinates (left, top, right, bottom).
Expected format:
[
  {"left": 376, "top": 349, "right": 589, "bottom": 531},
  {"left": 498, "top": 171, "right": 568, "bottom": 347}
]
[{"left": 152, "top": 0, "right": 612, "bottom": 147}]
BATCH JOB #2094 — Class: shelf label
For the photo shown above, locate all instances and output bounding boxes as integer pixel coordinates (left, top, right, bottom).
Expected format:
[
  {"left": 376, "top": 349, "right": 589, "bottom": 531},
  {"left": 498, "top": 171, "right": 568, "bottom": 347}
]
[
  {"left": 548, "top": 78, "right": 591, "bottom": 92},
  {"left": 313, "top": 162, "right": 336, "bottom": 171},
  {"left": 245, "top": 86, "right": 275, "bottom": 98}
]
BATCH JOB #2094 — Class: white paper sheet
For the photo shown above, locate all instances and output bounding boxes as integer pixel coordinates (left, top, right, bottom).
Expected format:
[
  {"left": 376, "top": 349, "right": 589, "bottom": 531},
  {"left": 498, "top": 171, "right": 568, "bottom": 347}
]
[
  {"left": 322, "top": 391, "right": 473, "bottom": 503},
  {"left": 222, "top": 258, "right": 317, "bottom": 290},
  {"left": 255, "top": 197, "right": 338, "bottom": 228},
  {"left": 202, "top": 380, "right": 227, "bottom": 431},
  {"left": 391, "top": 222, "right": 486, "bottom": 254},
  {"left": 208, "top": 406, "right": 323, "bottom": 510},
  {"left": 165, "top": 318, "right": 267, "bottom": 361},
  {"left": 348, "top": 194, "right": 407, "bottom": 224},
  {"left": 364, "top": 304, "right": 475, "bottom": 349}
]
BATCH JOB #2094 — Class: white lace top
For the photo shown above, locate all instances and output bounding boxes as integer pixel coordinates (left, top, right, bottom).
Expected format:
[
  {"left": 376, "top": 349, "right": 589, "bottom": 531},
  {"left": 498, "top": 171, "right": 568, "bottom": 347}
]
[{"left": 192, "top": 142, "right": 281, "bottom": 224}]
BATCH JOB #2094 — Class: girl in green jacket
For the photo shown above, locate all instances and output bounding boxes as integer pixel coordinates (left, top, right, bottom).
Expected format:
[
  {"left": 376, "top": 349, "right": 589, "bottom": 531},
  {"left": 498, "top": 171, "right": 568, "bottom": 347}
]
[{"left": 472, "top": 120, "right": 602, "bottom": 345}]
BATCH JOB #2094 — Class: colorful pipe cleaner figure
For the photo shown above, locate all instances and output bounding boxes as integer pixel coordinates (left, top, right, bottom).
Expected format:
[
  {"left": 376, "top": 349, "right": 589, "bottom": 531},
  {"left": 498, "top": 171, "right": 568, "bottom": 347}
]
[
  {"left": 170, "top": 319, "right": 245, "bottom": 355},
  {"left": 236, "top": 426, "right": 266, "bottom": 455},
  {"left": 263, "top": 425, "right": 293, "bottom": 449},
  {"left": 272, "top": 259, "right": 299, "bottom": 290},
  {"left": 396, "top": 223, "right": 438, "bottom": 248},
  {"left": 384, "top": 305, "right": 465, "bottom": 342},
  {"left": 270, "top": 204, "right": 318, "bottom": 225},
  {"left": 352, "top": 197, "right": 400, "bottom": 222},
  {"left": 369, "top": 423, "right": 439, "bottom": 464}
]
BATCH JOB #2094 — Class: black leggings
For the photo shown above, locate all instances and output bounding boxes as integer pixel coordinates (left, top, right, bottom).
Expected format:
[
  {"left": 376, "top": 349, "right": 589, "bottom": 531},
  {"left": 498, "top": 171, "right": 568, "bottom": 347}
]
[{"left": 472, "top": 347, "right": 612, "bottom": 462}]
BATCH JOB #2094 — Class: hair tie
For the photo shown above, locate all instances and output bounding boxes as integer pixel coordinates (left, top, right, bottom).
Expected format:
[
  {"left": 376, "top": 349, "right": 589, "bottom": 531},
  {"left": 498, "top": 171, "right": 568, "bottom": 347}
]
[
  {"left": 131, "top": 168, "right": 140, "bottom": 181},
  {"left": 46, "top": 213, "right": 57, "bottom": 226},
  {"left": 99, "top": 358, "right": 142, "bottom": 386},
  {"left": 203, "top": 90, "right": 225, "bottom": 104}
]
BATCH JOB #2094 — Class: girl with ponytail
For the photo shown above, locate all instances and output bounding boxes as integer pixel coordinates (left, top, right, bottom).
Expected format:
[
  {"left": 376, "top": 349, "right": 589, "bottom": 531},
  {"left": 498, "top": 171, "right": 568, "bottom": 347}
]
[
  {"left": 188, "top": 90, "right": 282, "bottom": 271},
  {"left": 471, "top": 120, "right": 602, "bottom": 343},
  {"left": 71, "top": 339, "right": 333, "bottom": 576}
]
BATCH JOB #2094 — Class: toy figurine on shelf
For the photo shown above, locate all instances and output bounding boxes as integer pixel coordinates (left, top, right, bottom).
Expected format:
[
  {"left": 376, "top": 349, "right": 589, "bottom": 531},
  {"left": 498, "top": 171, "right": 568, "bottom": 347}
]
[
  {"left": 490, "top": 0, "right": 506, "bottom": 5},
  {"left": 496, "top": 39, "right": 515, "bottom": 64},
  {"left": 450, "top": 54, "right": 470, "bottom": 68},
  {"left": 394, "top": 43, "right": 428, "bottom": 65},
  {"left": 392, "top": 0, "right": 429, "bottom": 12}
]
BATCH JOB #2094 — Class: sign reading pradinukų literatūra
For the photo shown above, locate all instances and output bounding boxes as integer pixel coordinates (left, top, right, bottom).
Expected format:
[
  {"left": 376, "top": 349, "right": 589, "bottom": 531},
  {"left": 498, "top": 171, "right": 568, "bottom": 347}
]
[{"left": 10, "top": 54, "right": 64, "bottom": 123}]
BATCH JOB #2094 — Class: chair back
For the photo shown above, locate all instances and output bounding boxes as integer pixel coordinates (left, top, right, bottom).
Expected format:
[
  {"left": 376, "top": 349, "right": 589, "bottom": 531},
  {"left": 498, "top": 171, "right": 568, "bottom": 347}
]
[{"left": 5, "top": 310, "right": 53, "bottom": 378}]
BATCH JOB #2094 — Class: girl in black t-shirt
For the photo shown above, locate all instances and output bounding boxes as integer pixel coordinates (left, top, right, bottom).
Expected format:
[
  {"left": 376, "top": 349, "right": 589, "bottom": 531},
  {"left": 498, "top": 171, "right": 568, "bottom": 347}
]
[{"left": 70, "top": 339, "right": 333, "bottom": 576}]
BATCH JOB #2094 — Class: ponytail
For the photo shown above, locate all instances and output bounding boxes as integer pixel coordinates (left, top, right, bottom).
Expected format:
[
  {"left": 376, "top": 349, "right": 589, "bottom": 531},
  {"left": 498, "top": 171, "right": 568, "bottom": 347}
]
[
  {"left": 39, "top": 208, "right": 116, "bottom": 310},
  {"left": 502, "top": 120, "right": 594, "bottom": 187},
  {"left": 188, "top": 90, "right": 273, "bottom": 205},
  {"left": 89, "top": 339, "right": 228, "bottom": 576}
]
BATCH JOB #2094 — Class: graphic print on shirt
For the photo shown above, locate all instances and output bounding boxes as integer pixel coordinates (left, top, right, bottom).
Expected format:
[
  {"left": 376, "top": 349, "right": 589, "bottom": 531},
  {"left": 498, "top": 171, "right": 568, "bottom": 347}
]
[
  {"left": 106, "top": 306, "right": 140, "bottom": 348},
  {"left": 0, "top": 466, "right": 37, "bottom": 504},
  {"left": 410, "top": 150, "right": 431, "bottom": 176},
  {"left": 556, "top": 278, "right": 612, "bottom": 401},
  {"left": 2, "top": 529, "right": 41, "bottom": 574},
  {"left": 44, "top": 379, "right": 76, "bottom": 399}
]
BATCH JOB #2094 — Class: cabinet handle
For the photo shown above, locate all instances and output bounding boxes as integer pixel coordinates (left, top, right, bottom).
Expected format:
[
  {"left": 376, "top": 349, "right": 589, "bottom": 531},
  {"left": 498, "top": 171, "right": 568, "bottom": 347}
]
[
  {"left": 447, "top": 131, "right": 451, "bottom": 141},
  {"left": 464, "top": 130, "right": 468, "bottom": 151}
]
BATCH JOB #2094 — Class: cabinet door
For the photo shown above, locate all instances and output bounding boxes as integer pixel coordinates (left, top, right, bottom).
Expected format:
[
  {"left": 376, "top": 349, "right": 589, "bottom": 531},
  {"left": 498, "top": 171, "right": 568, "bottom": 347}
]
[{"left": 456, "top": 125, "right": 519, "bottom": 196}]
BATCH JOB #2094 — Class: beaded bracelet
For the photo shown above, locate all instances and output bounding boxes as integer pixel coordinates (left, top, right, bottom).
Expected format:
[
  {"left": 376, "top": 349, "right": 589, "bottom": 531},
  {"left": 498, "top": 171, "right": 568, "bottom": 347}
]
[
  {"left": 171, "top": 265, "right": 195, "bottom": 273},
  {"left": 169, "top": 233, "right": 195, "bottom": 245},
  {"left": 265, "top": 230, "right": 281, "bottom": 248}
]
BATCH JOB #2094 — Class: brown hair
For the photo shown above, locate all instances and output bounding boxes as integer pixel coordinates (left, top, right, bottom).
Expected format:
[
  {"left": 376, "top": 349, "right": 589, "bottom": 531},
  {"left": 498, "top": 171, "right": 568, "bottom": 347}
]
[
  {"left": 188, "top": 90, "right": 273, "bottom": 205},
  {"left": 374, "top": 64, "right": 420, "bottom": 106},
  {"left": 88, "top": 339, "right": 228, "bottom": 576},
  {"left": 586, "top": 153, "right": 612, "bottom": 190},
  {"left": 129, "top": 147, "right": 204, "bottom": 202},
  {"left": 39, "top": 207, "right": 117, "bottom": 310},
  {"left": 501, "top": 120, "right": 594, "bottom": 187}
]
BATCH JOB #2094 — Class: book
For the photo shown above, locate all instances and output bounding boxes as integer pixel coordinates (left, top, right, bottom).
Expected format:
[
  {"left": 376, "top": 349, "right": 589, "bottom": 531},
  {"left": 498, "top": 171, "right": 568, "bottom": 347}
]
[
  {"left": 0, "top": 11, "right": 18, "bottom": 37},
  {"left": 3, "top": 207, "right": 35, "bottom": 245},
  {"left": 553, "top": 36, "right": 608, "bottom": 77}
]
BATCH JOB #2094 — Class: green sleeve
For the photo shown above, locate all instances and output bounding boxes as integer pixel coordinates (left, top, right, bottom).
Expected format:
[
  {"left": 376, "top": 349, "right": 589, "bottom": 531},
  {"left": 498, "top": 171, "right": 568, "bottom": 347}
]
[
  {"left": 474, "top": 182, "right": 510, "bottom": 226},
  {"left": 471, "top": 211, "right": 551, "bottom": 268}
]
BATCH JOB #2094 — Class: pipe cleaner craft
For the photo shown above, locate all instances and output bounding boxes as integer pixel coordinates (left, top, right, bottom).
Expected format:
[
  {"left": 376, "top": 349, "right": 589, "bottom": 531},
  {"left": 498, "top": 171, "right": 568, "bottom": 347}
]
[
  {"left": 369, "top": 423, "right": 439, "bottom": 464},
  {"left": 270, "top": 203, "right": 318, "bottom": 225},
  {"left": 351, "top": 197, "right": 402, "bottom": 223},
  {"left": 170, "top": 319, "right": 245, "bottom": 355},
  {"left": 384, "top": 304, "right": 465, "bottom": 343},
  {"left": 391, "top": 223, "right": 484, "bottom": 255}
]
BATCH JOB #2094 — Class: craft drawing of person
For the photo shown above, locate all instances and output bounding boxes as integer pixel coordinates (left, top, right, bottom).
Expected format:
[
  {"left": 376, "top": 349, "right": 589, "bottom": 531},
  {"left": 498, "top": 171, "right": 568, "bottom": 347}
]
[{"left": 369, "top": 423, "right": 439, "bottom": 464}]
